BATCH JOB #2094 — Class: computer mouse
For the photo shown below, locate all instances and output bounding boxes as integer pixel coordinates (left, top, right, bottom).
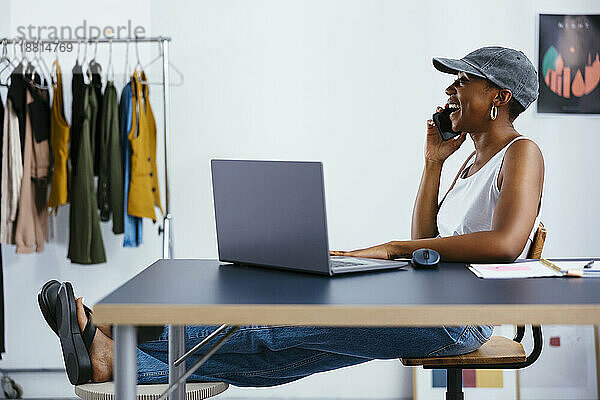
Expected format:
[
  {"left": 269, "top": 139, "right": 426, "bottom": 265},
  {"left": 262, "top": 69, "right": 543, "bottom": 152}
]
[{"left": 411, "top": 248, "right": 440, "bottom": 269}]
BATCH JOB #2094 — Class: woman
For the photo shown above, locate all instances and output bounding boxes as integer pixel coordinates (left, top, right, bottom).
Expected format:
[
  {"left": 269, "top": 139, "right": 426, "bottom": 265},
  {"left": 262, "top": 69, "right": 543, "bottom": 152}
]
[
  {"left": 333, "top": 46, "right": 544, "bottom": 263},
  {"left": 41, "top": 46, "right": 544, "bottom": 386}
]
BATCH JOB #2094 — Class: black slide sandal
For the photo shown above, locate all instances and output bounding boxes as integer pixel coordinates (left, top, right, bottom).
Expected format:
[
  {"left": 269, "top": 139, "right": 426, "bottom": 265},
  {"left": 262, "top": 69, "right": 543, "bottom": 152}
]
[
  {"left": 39, "top": 280, "right": 164, "bottom": 344},
  {"left": 38, "top": 280, "right": 93, "bottom": 336},
  {"left": 56, "top": 282, "right": 95, "bottom": 385}
]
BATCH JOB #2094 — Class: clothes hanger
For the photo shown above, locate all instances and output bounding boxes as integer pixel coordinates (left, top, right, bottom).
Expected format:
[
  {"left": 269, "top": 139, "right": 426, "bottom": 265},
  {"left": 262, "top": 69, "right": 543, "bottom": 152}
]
[
  {"left": 19, "top": 39, "right": 30, "bottom": 75},
  {"left": 28, "top": 40, "right": 40, "bottom": 81},
  {"left": 51, "top": 40, "right": 60, "bottom": 85},
  {"left": 9, "top": 39, "right": 19, "bottom": 67},
  {"left": 105, "top": 39, "right": 115, "bottom": 83},
  {"left": 0, "top": 39, "right": 12, "bottom": 87},
  {"left": 3, "top": 39, "right": 22, "bottom": 83},
  {"left": 27, "top": 40, "right": 51, "bottom": 89},
  {"left": 20, "top": 40, "right": 38, "bottom": 83},
  {"left": 20, "top": 40, "right": 28, "bottom": 63},
  {"left": 36, "top": 40, "right": 53, "bottom": 85},
  {"left": 92, "top": 38, "right": 99, "bottom": 62},
  {"left": 82, "top": 39, "right": 89, "bottom": 66},
  {"left": 132, "top": 37, "right": 174, "bottom": 87},
  {"left": 132, "top": 37, "right": 150, "bottom": 106},
  {"left": 132, "top": 36, "right": 146, "bottom": 85},
  {"left": 134, "top": 37, "right": 144, "bottom": 73},
  {"left": 5, "top": 39, "right": 24, "bottom": 79},
  {"left": 123, "top": 38, "right": 133, "bottom": 87},
  {"left": 75, "top": 39, "right": 82, "bottom": 66},
  {"left": 25, "top": 41, "right": 35, "bottom": 80},
  {"left": 81, "top": 39, "right": 91, "bottom": 83},
  {"left": 142, "top": 39, "right": 184, "bottom": 86},
  {"left": 73, "top": 39, "right": 89, "bottom": 84},
  {"left": 87, "top": 38, "right": 102, "bottom": 82},
  {"left": 0, "top": 39, "right": 10, "bottom": 66}
]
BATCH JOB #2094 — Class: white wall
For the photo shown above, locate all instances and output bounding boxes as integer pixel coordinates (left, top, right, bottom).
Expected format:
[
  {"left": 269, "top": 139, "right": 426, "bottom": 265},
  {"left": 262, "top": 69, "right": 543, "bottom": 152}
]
[{"left": 1, "top": 0, "right": 599, "bottom": 398}]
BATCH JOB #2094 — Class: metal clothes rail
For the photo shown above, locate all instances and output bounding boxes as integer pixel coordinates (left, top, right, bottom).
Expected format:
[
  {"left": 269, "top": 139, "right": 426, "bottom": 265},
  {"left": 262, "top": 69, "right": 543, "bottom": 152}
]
[{"left": 5, "top": 37, "right": 171, "bottom": 43}]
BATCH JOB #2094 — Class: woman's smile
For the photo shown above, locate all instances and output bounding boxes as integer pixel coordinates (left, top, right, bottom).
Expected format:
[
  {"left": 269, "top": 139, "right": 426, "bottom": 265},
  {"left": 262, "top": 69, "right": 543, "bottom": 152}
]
[
  {"left": 445, "top": 98, "right": 462, "bottom": 123},
  {"left": 447, "top": 102, "right": 461, "bottom": 128}
]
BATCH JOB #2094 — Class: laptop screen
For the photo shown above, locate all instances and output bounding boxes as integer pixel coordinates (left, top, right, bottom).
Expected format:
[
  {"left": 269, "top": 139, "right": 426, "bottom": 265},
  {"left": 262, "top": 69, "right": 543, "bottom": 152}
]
[{"left": 211, "top": 160, "right": 331, "bottom": 274}]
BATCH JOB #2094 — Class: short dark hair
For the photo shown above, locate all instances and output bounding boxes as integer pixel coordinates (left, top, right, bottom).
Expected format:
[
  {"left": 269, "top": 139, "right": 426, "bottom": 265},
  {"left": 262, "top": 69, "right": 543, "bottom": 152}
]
[{"left": 484, "top": 80, "right": 526, "bottom": 122}]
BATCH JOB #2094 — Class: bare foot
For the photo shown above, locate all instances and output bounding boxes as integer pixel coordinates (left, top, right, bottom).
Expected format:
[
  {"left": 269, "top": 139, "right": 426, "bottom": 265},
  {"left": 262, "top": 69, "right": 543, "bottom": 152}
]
[
  {"left": 76, "top": 297, "right": 114, "bottom": 382},
  {"left": 97, "top": 323, "right": 113, "bottom": 339}
]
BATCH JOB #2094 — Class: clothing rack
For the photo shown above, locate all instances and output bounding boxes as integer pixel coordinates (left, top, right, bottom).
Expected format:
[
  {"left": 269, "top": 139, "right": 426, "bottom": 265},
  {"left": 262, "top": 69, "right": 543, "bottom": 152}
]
[
  {"left": 0, "top": 36, "right": 180, "bottom": 395},
  {"left": 2, "top": 36, "right": 173, "bottom": 256}
]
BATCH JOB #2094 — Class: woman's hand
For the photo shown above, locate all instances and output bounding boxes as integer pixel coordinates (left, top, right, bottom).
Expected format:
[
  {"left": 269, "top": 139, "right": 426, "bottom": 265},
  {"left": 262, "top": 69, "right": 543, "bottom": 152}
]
[
  {"left": 330, "top": 242, "right": 394, "bottom": 260},
  {"left": 425, "top": 106, "right": 467, "bottom": 164}
]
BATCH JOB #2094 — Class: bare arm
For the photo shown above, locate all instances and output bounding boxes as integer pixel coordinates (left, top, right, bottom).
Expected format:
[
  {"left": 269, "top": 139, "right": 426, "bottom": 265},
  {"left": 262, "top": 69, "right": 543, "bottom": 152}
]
[
  {"left": 411, "top": 107, "right": 467, "bottom": 239},
  {"left": 411, "top": 160, "right": 443, "bottom": 239},
  {"left": 333, "top": 139, "right": 544, "bottom": 263},
  {"left": 331, "top": 231, "right": 527, "bottom": 263}
]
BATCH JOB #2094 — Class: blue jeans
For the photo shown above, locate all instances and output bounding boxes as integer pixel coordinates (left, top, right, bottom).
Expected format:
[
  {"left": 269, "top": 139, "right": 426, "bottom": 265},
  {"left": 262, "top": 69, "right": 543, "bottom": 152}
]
[{"left": 136, "top": 325, "right": 493, "bottom": 387}]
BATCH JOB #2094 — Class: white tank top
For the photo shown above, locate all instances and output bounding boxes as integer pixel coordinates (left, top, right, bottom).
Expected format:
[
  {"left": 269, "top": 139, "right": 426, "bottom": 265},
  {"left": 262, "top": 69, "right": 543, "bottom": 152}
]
[{"left": 437, "top": 136, "right": 542, "bottom": 260}]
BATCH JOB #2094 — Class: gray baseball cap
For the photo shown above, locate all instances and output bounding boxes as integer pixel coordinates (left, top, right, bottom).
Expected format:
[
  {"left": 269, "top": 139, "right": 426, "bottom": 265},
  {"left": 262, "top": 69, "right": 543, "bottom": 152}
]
[{"left": 433, "top": 46, "right": 539, "bottom": 110}]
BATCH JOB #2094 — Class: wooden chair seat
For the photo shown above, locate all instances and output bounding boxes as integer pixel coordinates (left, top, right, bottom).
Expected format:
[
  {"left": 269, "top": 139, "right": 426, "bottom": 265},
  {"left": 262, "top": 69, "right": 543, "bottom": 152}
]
[
  {"left": 75, "top": 381, "right": 228, "bottom": 400},
  {"left": 400, "top": 336, "right": 526, "bottom": 367}
]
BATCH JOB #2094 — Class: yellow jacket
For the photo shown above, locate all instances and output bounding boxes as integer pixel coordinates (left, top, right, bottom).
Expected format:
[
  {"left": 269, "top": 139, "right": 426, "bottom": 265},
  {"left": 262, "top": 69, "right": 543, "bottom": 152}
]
[
  {"left": 127, "top": 71, "right": 163, "bottom": 222},
  {"left": 47, "top": 61, "right": 70, "bottom": 210}
]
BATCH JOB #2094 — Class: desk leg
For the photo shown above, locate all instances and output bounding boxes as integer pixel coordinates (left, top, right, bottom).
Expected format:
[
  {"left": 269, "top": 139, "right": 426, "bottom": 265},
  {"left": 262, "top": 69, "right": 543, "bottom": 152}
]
[
  {"left": 594, "top": 326, "right": 600, "bottom": 400},
  {"left": 169, "top": 325, "right": 186, "bottom": 400},
  {"left": 158, "top": 326, "right": 239, "bottom": 400},
  {"left": 114, "top": 325, "right": 137, "bottom": 400}
]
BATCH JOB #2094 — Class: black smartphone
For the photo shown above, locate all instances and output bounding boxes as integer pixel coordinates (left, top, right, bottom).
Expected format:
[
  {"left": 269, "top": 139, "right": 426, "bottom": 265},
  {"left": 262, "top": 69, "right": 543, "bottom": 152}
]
[{"left": 432, "top": 108, "right": 461, "bottom": 141}]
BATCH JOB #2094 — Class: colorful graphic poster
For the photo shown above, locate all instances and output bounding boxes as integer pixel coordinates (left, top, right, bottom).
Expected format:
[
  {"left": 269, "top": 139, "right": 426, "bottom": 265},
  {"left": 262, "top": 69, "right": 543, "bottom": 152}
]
[
  {"left": 415, "top": 368, "right": 517, "bottom": 400},
  {"left": 432, "top": 369, "right": 504, "bottom": 388},
  {"left": 519, "top": 325, "right": 598, "bottom": 400},
  {"left": 538, "top": 14, "right": 600, "bottom": 114}
]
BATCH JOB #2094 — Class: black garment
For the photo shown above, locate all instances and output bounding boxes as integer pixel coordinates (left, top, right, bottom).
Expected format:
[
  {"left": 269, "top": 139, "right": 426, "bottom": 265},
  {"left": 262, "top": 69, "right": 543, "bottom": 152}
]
[
  {"left": 29, "top": 85, "right": 50, "bottom": 144},
  {"left": 8, "top": 62, "right": 27, "bottom": 158},
  {"left": 27, "top": 82, "right": 53, "bottom": 221},
  {"left": 71, "top": 63, "right": 86, "bottom": 172},
  {"left": 8, "top": 64, "right": 51, "bottom": 163},
  {"left": 90, "top": 60, "right": 103, "bottom": 176}
]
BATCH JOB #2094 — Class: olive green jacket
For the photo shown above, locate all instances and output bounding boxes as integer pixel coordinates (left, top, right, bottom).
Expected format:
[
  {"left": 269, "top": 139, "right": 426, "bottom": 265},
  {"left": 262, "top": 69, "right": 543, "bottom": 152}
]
[
  {"left": 97, "top": 82, "right": 124, "bottom": 234},
  {"left": 68, "top": 85, "right": 106, "bottom": 264}
]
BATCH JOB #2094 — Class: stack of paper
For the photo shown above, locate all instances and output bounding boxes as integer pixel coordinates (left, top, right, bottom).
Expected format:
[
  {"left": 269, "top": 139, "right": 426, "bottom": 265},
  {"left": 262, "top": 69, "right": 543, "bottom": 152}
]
[{"left": 469, "top": 259, "right": 599, "bottom": 279}]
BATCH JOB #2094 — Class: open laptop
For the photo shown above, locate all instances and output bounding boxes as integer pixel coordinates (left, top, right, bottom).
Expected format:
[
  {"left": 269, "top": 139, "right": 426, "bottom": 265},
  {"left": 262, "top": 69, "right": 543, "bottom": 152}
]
[{"left": 210, "top": 160, "right": 409, "bottom": 275}]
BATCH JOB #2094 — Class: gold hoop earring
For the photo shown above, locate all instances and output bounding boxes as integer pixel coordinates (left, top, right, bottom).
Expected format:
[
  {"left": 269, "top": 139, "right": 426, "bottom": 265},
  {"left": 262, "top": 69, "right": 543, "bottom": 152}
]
[{"left": 490, "top": 104, "right": 498, "bottom": 120}]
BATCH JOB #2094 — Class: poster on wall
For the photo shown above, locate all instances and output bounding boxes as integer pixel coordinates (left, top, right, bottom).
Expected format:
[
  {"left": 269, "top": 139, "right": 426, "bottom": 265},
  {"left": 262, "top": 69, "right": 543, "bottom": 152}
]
[
  {"left": 518, "top": 325, "right": 598, "bottom": 400},
  {"left": 537, "top": 14, "right": 600, "bottom": 114},
  {"left": 413, "top": 325, "right": 599, "bottom": 400}
]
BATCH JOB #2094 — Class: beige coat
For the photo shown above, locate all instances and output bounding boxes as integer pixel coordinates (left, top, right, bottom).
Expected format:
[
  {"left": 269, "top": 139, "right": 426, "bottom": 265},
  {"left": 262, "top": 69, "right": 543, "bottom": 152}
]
[
  {"left": 14, "top": 91, "right": 51, "bottom": 253},
  {"left": 0, "top": 99, "right": 23, "bottom": 244}
]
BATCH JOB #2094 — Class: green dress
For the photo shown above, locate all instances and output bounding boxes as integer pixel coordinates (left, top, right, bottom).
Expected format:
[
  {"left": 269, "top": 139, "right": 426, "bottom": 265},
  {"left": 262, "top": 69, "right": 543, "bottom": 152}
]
[{"left": 68, "top": 85, "right": 106, "bottom": 264}]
